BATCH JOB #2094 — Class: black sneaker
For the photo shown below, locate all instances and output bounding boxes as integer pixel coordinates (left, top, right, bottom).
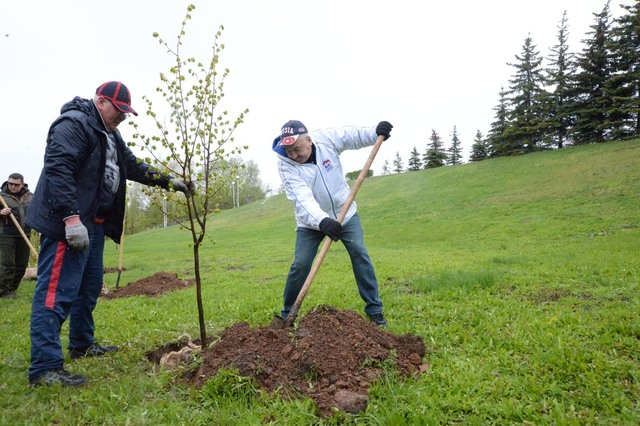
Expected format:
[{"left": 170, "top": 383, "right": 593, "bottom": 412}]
[
  {"left": 29, "top": 369, "right": 88, "bottom": 387},
  {"left": 69, "top": 343, "right": 119, "bottom": 359},
  {"left": 368, "top": 313, "right": 388, "bottom": 327}
]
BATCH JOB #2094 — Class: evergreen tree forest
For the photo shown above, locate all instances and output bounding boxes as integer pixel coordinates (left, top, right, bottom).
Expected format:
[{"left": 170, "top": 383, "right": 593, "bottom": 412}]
[{"left": 389, "top": 0, "right": 639, "bottom": 172}]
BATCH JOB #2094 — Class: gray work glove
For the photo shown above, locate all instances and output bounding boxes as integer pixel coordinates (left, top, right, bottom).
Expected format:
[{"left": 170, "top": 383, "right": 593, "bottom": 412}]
[
  {"left": 171, "top": 178, "right": 195, "bottom": 197},
  {"left": 64, "top": 216, "right": 89, "bottom": 251}
]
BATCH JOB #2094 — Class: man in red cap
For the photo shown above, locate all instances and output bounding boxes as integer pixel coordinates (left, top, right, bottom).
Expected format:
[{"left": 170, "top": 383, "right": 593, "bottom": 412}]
[{"left": 26, "top": 81, "right": 193, "bottom": 387}]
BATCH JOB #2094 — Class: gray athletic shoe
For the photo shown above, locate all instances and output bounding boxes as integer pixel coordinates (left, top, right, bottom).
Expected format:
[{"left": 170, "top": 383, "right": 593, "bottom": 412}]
[
  {"left": 69, "top": 343, "right": 119, "bottom": 359},
  {"left": 29, "top": 369, "right": 88, "bottom": 387}
]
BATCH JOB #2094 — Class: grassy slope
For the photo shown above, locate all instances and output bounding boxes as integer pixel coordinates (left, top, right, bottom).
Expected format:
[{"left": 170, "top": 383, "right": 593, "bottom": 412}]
[{"left": 1, "top": 140, "right": 638, "bottom": 425}]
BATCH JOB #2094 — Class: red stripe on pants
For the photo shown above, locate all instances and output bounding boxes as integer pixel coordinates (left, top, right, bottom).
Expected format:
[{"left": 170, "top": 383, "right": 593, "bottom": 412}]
[{"left": 45, "top": 242, "right": 67, "bottom": 309}]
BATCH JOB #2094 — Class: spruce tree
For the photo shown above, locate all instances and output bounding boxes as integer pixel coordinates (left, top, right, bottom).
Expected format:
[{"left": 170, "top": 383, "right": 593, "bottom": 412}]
[
  {"left": 503, "top": 34, "right": 547, "bottom": 154},
  {"left": 469, "top": 130, "right": 489, "bottom": 162},
  {"left": 607, "top": 1, "right": 640, "bottom": 139},
  {"left": 486, "top": 88, "right": 510, "bottom": 157},
  {"left": 544, "top": 10, "right": 578, "bottom": 148},
  {"left": 392, "top": 152, "right": 404, "bottom": 174},
  {"left": 407, "top": 147, "right": 422, "bottom": 171},
  {"left": 447, "top": 125, "right": 463, "bottom": 165},
  {"left": 424, "top": 129, "right": 448, "bottom": 168},
  {"left": 381, "top": 160, "right": 391, "bottom": 175},
  {"left": 571, "top": 0, "right": 613, "bottom": 144}
]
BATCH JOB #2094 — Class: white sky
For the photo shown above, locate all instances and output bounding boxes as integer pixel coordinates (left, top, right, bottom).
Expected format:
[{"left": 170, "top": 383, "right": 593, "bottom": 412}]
[{"left": 0, "top": 0, "right": 633, "bottom": 191}]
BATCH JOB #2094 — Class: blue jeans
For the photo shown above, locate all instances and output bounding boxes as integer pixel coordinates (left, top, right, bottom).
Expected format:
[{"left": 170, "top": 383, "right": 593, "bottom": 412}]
[
  {"left": 281, "top": 214, "right": 383, "bottom": 318},
  {"left": 28, "top": 225, "right": 105, "bottom": 381}
]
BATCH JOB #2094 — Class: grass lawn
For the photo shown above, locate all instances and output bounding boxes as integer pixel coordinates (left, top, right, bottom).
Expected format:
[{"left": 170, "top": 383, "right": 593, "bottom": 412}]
[{"left": 1, "top": 140, "right": 638, "bottom": 425}]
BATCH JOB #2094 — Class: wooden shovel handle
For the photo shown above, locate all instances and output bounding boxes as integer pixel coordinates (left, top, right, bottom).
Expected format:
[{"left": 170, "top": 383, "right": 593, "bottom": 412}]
[{"left": 0, "top": 195, "right": 38, "bottom": 259}]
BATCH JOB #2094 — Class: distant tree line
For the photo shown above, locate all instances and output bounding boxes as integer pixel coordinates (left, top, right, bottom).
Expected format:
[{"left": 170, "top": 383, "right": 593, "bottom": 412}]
[
  {"left": 385, "top": 0, "right": 639, "bottom": 174},
  {"left": 124, "top": 157, "right": 265, "bottom": 234}
]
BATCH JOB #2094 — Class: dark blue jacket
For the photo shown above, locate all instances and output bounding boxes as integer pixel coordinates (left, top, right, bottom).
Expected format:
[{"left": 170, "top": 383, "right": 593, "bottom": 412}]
[{"left": 26, "top": 97, "right": 172, "bottom": 242}]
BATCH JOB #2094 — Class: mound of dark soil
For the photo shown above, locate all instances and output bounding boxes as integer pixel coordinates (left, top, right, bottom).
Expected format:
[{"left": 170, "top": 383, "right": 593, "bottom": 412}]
[
  {"left": 187, "top": 305, "right": 429, "bottom": 416},
  {"left": 102, "top": 271, "right": 193, "bottom": 299}
]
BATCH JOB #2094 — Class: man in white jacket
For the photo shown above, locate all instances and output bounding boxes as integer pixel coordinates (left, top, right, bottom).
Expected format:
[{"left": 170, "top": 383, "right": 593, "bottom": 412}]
[{"left": 272, "top": 120, "right": 393, "bottom": 326}]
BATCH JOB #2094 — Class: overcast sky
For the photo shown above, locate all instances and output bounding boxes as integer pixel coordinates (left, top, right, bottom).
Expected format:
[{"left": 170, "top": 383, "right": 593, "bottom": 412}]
[{"left": 0, "top": 0, "right": 633, "bottom": 191}]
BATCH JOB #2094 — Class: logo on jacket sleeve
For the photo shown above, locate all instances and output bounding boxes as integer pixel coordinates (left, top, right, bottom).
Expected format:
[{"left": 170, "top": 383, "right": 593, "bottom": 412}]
[{"left": 322, "top": 159, "right": 334, "bottom": 172}]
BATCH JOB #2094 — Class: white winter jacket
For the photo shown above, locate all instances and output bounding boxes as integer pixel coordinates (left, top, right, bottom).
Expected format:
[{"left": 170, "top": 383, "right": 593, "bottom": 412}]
[{"left": 272, "top": 126, "right": 378, "bottom": 230}]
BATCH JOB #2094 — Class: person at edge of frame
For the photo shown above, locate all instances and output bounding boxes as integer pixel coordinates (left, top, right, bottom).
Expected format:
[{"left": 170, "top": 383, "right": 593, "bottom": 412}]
[{"left": 0, "top": 172, "right": 33, "bottom": 298}]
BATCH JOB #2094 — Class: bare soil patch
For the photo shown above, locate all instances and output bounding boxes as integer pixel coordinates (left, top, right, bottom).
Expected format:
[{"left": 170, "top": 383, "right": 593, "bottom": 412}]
[
  {"left": 113, "top": 272, "right": 429, "bottom": 415},
  {"left": 102, "top": 271, "right": 193, "bottom": 299},
  {"left": 153, "top": 305, "right": 429, "bottom": 416}
]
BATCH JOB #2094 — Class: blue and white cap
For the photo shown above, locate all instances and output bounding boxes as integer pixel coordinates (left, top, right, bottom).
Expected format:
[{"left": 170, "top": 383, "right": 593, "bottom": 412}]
[{"left": 280, "top": 120, "right": 308, "bottom": 145}]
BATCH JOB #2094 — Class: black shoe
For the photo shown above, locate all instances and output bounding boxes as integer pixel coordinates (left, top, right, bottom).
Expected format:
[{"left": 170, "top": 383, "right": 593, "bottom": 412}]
[
  {"left": 69, "top": 343, "right": 119, "bottom": 359},
  {"left": 29, "top": 369, "right": 88, "bottom": 387},
  {"left": 368, "top": 313, "right": 388, "bottom": 327}
]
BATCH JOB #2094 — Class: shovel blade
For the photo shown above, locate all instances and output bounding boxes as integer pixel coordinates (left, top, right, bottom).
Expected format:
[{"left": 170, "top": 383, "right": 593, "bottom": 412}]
[{"left": 269, "top": 314, "right": 294, "bottom": 329}]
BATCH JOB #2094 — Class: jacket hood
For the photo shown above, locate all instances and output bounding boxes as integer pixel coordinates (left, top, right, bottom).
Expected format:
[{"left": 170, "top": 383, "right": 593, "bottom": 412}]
[
  {"left": 272, "top": 135, "right": 288, "bottom": 157},
  {"left": 59, "top": 96, "right": 107, "bottom": 133},
  {"left": 60, "top": 96, "right": 94, "bottom": 115}
]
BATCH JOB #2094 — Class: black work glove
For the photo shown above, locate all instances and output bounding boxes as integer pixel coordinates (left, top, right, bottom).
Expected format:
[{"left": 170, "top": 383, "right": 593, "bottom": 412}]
[
  {"left": 319, "top": 217, "right": 343, "bottom": 241},
  {"left": 376, "top": 121, "right": 393, "bottom": 140}
]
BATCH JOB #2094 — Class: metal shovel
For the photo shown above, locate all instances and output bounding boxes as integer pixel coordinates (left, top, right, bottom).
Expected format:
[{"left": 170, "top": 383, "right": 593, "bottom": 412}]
[{"left": 270, "top": 134, "right": 386, "bottom": 329}]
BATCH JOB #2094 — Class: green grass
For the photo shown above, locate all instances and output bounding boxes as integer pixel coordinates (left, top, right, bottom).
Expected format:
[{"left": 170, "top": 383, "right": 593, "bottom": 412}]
[{"left": 2, "top": 140, "right": 639, "bottom": 425}]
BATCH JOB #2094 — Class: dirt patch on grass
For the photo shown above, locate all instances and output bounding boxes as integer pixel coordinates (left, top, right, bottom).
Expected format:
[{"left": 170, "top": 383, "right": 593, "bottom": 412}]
[
  {"left": 102, "top": 271, "right": 193, "bottom": 299},
  {"left": 115, "top": 272, "right": 429, "bottom": 415},
  {"left": 154, "top": 305, "right": 429, "bottom": 416}
]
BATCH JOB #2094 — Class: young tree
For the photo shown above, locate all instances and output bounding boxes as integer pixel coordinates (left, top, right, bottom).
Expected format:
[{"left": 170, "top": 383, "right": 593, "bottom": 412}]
[
  {"left": 381, "top": 159, "right": 391, "bottom": 175},
  {"left": 424, "top": 129, "right": 448, "bottom": 168},
  {"left": 571, "top": 0, "right": 613, "bottom": 144},
  {"left": 504, "top": 34, "right": 547, "bottom": 154},
  {"left": 130, "top": 5, "right": 249, "bottom": 345},
  {"left": 544, "top": 10, "right": 578, "bottom": 148},
  {"left": 407, "top": 147, "right": 422, "bottom": 171},
  {"left": 469, "top": 130, "right": 489, "bottom": 162},
  {"left": 447, "top": 125, "right": 463, "bottom": 165},
  {"left": 392, "top": 151, "right": 404, "bottom": 174}
]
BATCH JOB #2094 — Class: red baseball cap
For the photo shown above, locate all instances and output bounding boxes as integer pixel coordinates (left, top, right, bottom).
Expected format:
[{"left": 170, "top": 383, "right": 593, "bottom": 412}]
[{"left": 96, "top": 81, "right": 138, "bottom": 116}]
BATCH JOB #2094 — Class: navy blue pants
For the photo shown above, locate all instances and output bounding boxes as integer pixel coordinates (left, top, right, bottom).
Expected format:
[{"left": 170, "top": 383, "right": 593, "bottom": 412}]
[
  {"left": 28, "top": 225, "right": 105, "bottom": 381},
  {"left": 281, "top": 214, "right": 383, "bottom": 318}
]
